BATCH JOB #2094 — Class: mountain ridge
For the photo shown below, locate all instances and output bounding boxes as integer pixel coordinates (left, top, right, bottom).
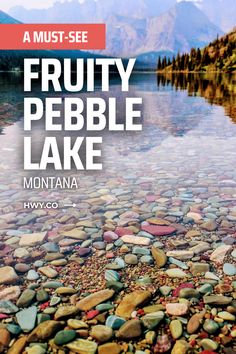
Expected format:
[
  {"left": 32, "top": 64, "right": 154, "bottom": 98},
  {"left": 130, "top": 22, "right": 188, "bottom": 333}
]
[
  {"left": 1, "top": 2, "right": 226, "bottom": 68},
  {"left": 0, "top": 10, "right": 21, "bottom": 24}
]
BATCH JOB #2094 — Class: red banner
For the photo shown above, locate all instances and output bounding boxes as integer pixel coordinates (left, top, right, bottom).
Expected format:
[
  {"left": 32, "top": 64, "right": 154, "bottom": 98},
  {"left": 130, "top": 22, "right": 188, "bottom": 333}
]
[{"left": 0, "top": 24, "right": 106, "bottom": 50}]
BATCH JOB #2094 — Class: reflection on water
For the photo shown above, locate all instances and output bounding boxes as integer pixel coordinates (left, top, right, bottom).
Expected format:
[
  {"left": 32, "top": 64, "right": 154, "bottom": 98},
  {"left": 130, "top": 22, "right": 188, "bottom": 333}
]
[
  {"left": 157, "top": 73, "right": 236, "bottom": 123},
  {"left": 0, "top": 72, "right": 235, "bottom": 195}
]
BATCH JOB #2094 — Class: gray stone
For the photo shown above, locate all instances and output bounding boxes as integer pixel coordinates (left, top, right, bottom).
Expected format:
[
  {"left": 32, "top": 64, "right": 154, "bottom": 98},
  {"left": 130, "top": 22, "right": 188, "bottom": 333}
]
[
  {"left": 16, "top": 306, "right": 37, "bottom": 332},
  {"left": 27, "top": 270, "right": 40, "bottom": 281},
  {"left": 0, "top": 300, "right": 19, "bottom": 314},
  {"left": 17, "top": 289, "right": 36, "bottom": 308},
  {"left": 223, "top": 263, "right": 236, "bottom": 276}
]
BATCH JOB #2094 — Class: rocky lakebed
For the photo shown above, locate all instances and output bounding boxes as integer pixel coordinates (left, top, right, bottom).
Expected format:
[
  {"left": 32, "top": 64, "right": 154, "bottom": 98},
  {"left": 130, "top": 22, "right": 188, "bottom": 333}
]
[
  {"left": 0, "top": 176, "right": 236, "bottom": 354},
  {"left": 0, "top": 74, "right": 236, "bottom": 354}
]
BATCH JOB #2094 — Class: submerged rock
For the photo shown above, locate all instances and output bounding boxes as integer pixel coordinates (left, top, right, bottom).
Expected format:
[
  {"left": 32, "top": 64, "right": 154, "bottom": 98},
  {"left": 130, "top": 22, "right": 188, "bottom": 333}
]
[
  {"left": 0, "top": 266, "right": 19, "bottom": 284},
  {"left": 115, "top": 290, "right": 151, "bottom": 319}
]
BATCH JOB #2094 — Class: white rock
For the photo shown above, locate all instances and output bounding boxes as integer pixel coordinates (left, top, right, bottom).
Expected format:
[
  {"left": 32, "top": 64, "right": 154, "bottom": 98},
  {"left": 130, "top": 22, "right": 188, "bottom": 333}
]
[
  {"left": 210, "top": 245, "right": 231, "bottom": 263},
  {"left": 19, "top": 232, "right": 47, "bottom": 247},
  {"left": 121, "top": 235, "right": 151, "bottom": 246},
  {"left": 165, "top": 269, "right": 188, "bottom": 278},
  {"left": 13, "top": 248, "right": 30, "bottom": 258},
  {"left": 205, "top": 272, "right": 220, "bottom": 281},
  {"left": 166, "top": 250, "right": 194, "bottom": 260}
]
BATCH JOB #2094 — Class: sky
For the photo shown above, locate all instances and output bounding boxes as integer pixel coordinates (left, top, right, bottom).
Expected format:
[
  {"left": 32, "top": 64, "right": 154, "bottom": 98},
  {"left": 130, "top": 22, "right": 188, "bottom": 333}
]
[
  {"left": 0, "top": 0, "right": 75, "bottom": 12},
  {"left": 0, "top": 0, "right": 201, "bottom": 13}
]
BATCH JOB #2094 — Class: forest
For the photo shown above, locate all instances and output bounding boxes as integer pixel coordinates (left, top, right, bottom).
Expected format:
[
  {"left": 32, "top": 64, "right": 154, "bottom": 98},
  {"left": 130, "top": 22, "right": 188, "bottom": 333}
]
[{"left": 157, "top": 30, "right": 236, "bottom": 72}]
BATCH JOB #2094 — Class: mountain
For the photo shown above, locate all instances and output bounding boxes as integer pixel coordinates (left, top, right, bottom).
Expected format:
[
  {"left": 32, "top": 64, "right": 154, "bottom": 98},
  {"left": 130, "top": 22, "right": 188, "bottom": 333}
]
[
  {"left": 9, "top": 0, "right": 223, "bottom": 67},
  {"left": 196, "top": 0, "right": 236, "bottom": 33},
  {"left": 0, "top": 10, "right": 20, "bottom": 24},
  {"left": 159, "top": 29, "right": 236, "bottom": 72},
  {"left": 102, "top": 1, "right": 223, "bottom": 67},
  {"left": 9, "top": 0, "right": 176, "bottom": 23},
  {"left": 0, "top": 10, "right": 105, "bottom": 72},
  {"left": 145, "top": 2, "right": 223, "bottom": 53},
  {"left": 138, "top": 2, "right": 223, "bottom": 58}
]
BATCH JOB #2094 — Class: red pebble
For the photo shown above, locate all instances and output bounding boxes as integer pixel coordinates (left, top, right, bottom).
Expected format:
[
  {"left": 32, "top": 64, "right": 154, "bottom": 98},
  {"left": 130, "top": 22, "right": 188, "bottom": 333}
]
[
  {"left": 198, "top": 331, "right": 209, "bottom": 339},
  {"left": 137, "top": 309, "right": 145, "bottom": 315},
  {"left": 86, "top": 310, "right": 99, "bottom": 319},
  {"left": 40, "top": 301, "right": 50, "bottom": 310},
  {"left": 106, "top": 252, "right": 115, "bottom": 259},
  {"left": 141, "top": 225, "right": 176, "bottom": 236},
  {"left": 1, "top": 246, "right": 12, "bottom": 255},
  {"left": 190, "top": 339, "right": 196, "bottom": 347},
  {"left": 115, "top": 227, "right": 133, "bottom": 237},
  {"left": 198, "top": 301, "right": 204, "bottom": 309},
  {"left": 0, "top": 314, "right": 9, "bottom": 319},
  {"left": 103, "top": 231, "right": 118, "bottom": 243},
  {"left": 172, "top": 283, "right": 194, "bottom": 297}
]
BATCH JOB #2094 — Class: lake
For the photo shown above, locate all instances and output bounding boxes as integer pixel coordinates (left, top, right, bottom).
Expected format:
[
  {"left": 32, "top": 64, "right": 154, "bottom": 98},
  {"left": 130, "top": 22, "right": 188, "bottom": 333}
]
[
  {"left": 0, "top": 72, "right": 236, "bottom": 354},
  {"left": 0, "top": 73, "right": 236, "bottom": 201}
]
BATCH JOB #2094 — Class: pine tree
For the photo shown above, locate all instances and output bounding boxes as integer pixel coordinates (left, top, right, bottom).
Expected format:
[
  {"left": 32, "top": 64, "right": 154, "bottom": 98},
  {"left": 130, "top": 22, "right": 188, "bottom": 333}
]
[
  {"left": 162, "top": 57, "right": 167, "bottom": 69},
  {"left": 196, "top": 48, "right": 202, "bottom": 65},
  {"left": 184, "top": 53, "right": 189, "bottom": 70},
  {"left": 157, "top": 56, "right": 162, "bottom": 71},
  {"left": 172, "top": 56, "right": 176, "bottom": 70},
  {"left": 176, "top": 52, "right": 181, "bottom": 70}
]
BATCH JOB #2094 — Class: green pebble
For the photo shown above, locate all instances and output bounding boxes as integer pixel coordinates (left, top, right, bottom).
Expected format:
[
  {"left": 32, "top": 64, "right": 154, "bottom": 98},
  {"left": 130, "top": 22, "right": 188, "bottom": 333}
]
[
  {"left": 136, "top": 276, "right": 152, "bottom": 285},
  {"left": 201, "top": 338, "right": 218, "bottom": 351},
  {"left": 37, "top": 314, "right": 51, "bottom": 325},
  {"left": 42, "top": 282, "right": 63, "bottom": 289},
  {"left": 142, "top": 311, "right": 165, "bottom": 329},
  {"left": 105, "top": 315, "right": 126, "bottom": 329},
  {"left": 159, "top": 286, "right": 172, "bottom": 296},
  {"left": 106, "top": 281, "right": 124, "bottom": 292},
  {"left": 198, "top": 283, "right": 213, "bottom": 294},
  {"left": 28, "top": 343, "right": 48, "bottom": 349},
  {"left": 169, "top": 319, "right": 183, "bottom": 339},
  {"left": 54, "top": 330, "right": 76, "bottom": 345},
  {"left": 95, "top": 303, "right": 114, "bottom": 311},
  {"left": 114, "top": 239, "right": 123, "bottom": 247},
  {"left": 6, "top": 324, "right": 22, "bottom": 335},
  {"left": 43, "top": 307, "right": 56, "bottom": 315},
  {"left": 105, "top": 270, "right": 120, "bottom": 282},
  {"left": 203, "top": 319, "right": 219, "bottom": 334},
  {"left": 50, "top": 296, "right": 61, "bottom": 306},
  {"left": 36, "top": 290, "right": 49, "bottom": 303}
]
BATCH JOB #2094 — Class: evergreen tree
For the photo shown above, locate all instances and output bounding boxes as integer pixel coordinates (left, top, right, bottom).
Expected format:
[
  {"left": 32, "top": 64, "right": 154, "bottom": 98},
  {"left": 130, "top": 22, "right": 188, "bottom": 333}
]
[
  {"left": 162, "top": 57, "right": 167, "bottom": 69},
  {"left": 196, "top": 48, "right": 202, "bottom": 65},
  {"left": 172, "top": 56, "right": 176, "bottom": 70},
  {"left": 157, "top": 56, "right": 162, "bottom": 70}
]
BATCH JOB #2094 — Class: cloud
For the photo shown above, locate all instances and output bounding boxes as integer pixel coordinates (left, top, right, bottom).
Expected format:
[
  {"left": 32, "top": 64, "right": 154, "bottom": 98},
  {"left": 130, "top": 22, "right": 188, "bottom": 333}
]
[
  {"left": 1, "top": 0, "right": 64, "bottom": 12},
  {"left": 177, "top": 0, "right": 203, "bottom": 2}
]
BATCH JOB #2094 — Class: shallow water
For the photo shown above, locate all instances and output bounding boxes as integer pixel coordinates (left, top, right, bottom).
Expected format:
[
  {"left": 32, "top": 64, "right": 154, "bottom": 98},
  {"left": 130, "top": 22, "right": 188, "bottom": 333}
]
[
  {"left": 0, "top": 73, "right": 236, "bottom": 211},
  {"left": 0, "top": 73, "right": 236, "bottom": 354}
]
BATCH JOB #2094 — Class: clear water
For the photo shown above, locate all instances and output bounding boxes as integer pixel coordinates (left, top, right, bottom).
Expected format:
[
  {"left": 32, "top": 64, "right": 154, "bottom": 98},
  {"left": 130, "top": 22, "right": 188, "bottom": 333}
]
[{"left": 0, "top": 73, "right": 235, "bottom": 210}]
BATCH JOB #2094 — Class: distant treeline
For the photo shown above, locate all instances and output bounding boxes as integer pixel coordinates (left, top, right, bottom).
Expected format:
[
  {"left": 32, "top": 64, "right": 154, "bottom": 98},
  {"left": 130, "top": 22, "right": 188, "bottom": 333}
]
[
  {"left": 157, "top": 32, "right": 236, "bottom": 72},
  {"left": 0, "top": 50, "right": 107, "bottom": 72}
]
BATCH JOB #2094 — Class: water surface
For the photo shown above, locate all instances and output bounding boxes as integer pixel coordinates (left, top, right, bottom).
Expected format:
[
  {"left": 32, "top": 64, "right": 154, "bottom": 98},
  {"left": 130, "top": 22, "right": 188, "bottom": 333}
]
[{"left": 0, "top": 73, "right": 235, "bottom": 211}]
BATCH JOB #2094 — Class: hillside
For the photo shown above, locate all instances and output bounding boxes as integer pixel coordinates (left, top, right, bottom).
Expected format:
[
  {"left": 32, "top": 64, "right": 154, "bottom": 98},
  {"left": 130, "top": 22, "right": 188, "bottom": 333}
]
[
  {"left": 158, "top": 29, "right": 236, "bottom": 72},
  {"left": 0, "top": 10, "right": 20, "bottom": 24}
]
